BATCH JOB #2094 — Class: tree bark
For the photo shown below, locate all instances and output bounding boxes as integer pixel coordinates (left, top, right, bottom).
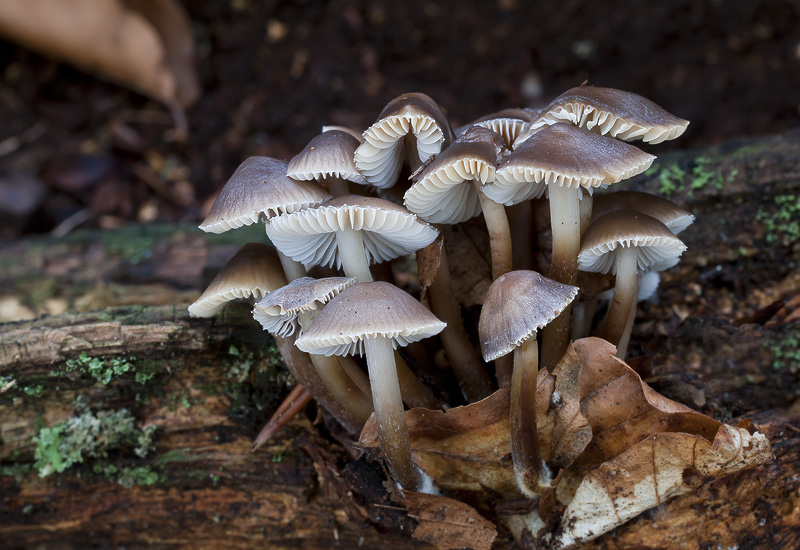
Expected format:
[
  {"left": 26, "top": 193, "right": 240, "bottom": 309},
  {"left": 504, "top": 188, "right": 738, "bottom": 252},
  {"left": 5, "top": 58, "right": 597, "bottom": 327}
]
[{"left": 2, "top": 130, "right": 800, "bottom": 549}]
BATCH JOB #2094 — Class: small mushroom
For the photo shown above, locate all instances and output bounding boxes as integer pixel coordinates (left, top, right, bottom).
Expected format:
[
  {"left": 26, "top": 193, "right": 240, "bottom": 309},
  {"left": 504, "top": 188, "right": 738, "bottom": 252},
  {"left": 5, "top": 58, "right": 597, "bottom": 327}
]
[
  {"left": 479, "top": 270, "right": 578, "bottom": 495},
  {"left": 287, "top": 130, "right": 367, "bottom": 196},
  {"left": 354, "top": 92, "right": 455, "bottom": 189},
  {"left": 514, "top": 85, "right": 690, "bottom": 147},
  {"left": 578, "top": 210, "right": 686, "bottom": 359},
  {"left": 296, "top": 281, "right": 446, "bottom": 491}
]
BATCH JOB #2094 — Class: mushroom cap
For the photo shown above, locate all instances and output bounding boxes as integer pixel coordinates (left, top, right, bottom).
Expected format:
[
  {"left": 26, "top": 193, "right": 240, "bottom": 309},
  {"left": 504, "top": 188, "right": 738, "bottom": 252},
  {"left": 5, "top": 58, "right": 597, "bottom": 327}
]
[
  {"left": 188, "top": 243, "right": 287, "bottom": 317},
  {"left": 321, "top": 125, "right": 364, "bottom": 142},
  {"left": 514, "top": 86, "right": 690, "bottom": 147},
  {"left": 265, "top": 195, "right": 439, "bottom": 269},
  {"left": 404, "top": 126, "right": 503, "bottom": 224},
  {"left": 287, "top": 130, "right": 367, "bottom": 186},
  {"left": 591, "top": 190, "right": 695, "bottom": 234},
  {"left": 354, "top": 92, "right": 455, "bottom": 189},
  {"left": 200, "top": 156, "right": 332, "bottom": 233},
  {"left": 485, "top": 123, "right": 655, "bottom": 206},
  {"left": 252, "top": 276, "right": 356, "bottom": 337},
  {"left": 478, "top": 270, "right": 578, "bottom": 362},
  {"left": 459, "top": 108, "right": 538, "bottom": 149},
  {"left": 578, "top": 210, "right": 687, "bottom": 275},
  {"left": 295, "top": 281, "right": 447, "bottom": 356}
]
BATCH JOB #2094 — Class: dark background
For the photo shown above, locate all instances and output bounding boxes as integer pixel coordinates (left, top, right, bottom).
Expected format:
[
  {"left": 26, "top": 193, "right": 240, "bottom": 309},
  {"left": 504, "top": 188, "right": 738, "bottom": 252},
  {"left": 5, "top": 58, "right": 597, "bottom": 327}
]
[{"left": 0, "top": 0, "right": 797, "bottom": 239}]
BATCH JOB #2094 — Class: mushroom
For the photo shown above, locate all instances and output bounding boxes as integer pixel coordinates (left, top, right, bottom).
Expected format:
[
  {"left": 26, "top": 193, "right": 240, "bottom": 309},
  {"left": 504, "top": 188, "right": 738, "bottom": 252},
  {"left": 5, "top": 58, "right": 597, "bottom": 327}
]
[
  {"left": 404, "top": 125, "right": 512, "bottom": 279},
  {"left": 578, "top": 210, "right": 686, "bottom": 359},
  {"left": 514, "top": 85, "right": 690, "bottom": 148},
  {"left": 591, "top": 190, "right": 695, "bottom": 235},
  {"left": 296, "top": 281, "right": 446, "bottom": 491},
  {"left": 354, "top": 92, "right": 456, "bottom": 189},
  {"left": 490, "top": 123, "right": 655, "bottom": 368},
  {"left": 479, "top": 270, "right": 578, "bottom": 495},
  {"left": 188, "top": 243, "right": 287, "bottom": 318},
  {"left": 253, "top": 276, "right": 374, "bottom": 424},
  {"left": 287, "top": 130, "right": 367, "bottom": 196},
  {"left": 457, "top": 107, "right": 538, "bottom": 150},
  {"left": 200, "top": 156, "right": 331, "bottom": 281},
  {"left": 266, "top": 195, "right": 439, "bottom": 284}
]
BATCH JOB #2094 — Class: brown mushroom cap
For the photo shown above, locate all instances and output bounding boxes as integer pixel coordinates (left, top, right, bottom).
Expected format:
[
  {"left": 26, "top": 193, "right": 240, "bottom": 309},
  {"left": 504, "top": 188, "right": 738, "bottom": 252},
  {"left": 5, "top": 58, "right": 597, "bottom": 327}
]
[
  {"left": 265, "top": 195, "right": 439, "bottom": 269},
  {"left": 578, "top": 210, "right": 687, "bottom": 274},
  {"left": 487, "top": 123, "right": 655, "bottom": 205},
  {"left": 287, "top": 130, "right": 367, "bottom": 186},
  {"left": 200, "top": 156, "right": 331, "bottom": 233},
  {"left": 253, "top": 276, "right": 356, "bottom": 336},
  {"left": 404, "top": 126, "right": 503, "bottom": 224},
  {"left": 354, "top": 92, "right": 455, "bottom": 189},
  {"left": 515, "top": 86, "right": 690, "bottom": 147},
  {"left": 295, "top": 281, "right": 446, "bottom": 356},
  {"left": 591, "top": 190, "right": 695, "bottom": 234},
  {"left": 479, "top": 271, "right": 578, "bottom": 362},
  {"left": 188, "top": 243, "right": 287, "bottom": 317}
]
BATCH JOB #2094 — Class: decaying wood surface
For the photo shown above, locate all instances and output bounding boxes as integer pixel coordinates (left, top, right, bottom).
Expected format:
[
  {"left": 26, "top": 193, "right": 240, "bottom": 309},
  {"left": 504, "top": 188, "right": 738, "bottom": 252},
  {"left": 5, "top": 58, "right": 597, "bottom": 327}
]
[{"left": 1, "top": 130, "right": 800, "bottom": 549}]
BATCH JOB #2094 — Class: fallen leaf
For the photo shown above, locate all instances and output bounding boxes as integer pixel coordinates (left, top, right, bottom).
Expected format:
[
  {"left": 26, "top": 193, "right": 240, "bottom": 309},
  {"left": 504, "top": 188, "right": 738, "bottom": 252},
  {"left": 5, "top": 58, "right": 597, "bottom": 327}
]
[
  {"left": 0, "top": 0, "right": 199, "bottom": 108},
  {"left": 416, "top": 234, "right": 442, "bottom": 299},
  {"left": 405, "top": 491, "right": 497, "bottom": 550}
]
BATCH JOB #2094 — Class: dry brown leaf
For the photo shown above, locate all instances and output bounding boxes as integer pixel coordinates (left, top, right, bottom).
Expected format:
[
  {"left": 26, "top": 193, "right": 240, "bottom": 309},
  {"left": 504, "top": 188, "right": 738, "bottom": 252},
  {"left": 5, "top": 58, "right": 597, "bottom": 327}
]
[
  {"left": 553, "top": 426, "right": 773, "bottom": 549},
  {"left": 405, "top": 491, "right": 497, "bottom": 550},
  {"left": 0, "top": 0, "right": 199, "bottom": 108},
  {"left": 361, "top": 337, "right": 773, "bottom": 550}
]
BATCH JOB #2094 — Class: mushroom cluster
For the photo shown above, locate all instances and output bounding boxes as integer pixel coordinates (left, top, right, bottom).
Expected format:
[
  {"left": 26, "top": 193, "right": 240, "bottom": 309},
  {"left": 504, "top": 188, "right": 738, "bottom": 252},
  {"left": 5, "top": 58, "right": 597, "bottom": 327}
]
[{"left": 188, "top": 87, "right": 694, "bottom": 507}]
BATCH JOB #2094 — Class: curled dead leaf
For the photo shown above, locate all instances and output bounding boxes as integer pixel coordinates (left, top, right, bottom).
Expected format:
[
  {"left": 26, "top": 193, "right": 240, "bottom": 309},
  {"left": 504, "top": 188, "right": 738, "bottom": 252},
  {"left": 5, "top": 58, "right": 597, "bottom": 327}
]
[{"left": 0, "top": 0, "right": 199, "bottom": 108}]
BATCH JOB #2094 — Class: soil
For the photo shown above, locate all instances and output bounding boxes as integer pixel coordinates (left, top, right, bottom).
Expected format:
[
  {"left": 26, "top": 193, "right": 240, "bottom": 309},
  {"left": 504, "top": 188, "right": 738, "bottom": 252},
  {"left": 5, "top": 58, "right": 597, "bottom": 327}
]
[{"left": 0, "top": 0, "right": 797, "bottom": 239}]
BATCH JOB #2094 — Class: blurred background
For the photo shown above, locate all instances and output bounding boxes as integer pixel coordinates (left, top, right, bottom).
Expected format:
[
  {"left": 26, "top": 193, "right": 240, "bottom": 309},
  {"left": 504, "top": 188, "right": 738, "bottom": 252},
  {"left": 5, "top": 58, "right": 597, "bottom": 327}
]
[{"left": 0, "top": 0, "right": 797, "bottom": 241}]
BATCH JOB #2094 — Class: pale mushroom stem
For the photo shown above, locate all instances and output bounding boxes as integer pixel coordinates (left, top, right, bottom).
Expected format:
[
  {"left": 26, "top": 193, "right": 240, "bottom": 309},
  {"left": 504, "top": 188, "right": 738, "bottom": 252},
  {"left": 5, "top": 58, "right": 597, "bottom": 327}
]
[
  {"left": 428, "top": 247, "right": 494, "bottom": 400},
  {"left": 364, "top": 336, "right": 422, "bottom": 491},
  {"left": 277, "top": 250, "right": 307, "bottom": 282},
  {"left": 602, "top": 246, "right": 640, "bottom": 358},
  {"left": 476, "top": 186, "right": 514, "bottom": 280},
  {"left": 335, "top": 227, "right": 374, "bottom": 283},
  {"left": 541, "top": 184, "right": 581, "bottom": 370},
  {"left": 511, "top": 336, "right": 551, "bottom": 496},
  {"left": 325, "top": 177, "right": 350, "bottom": 196},
  {"left": 615, "top": 294, "right": 639, "bottom": 360},
  {"left": 579, "top": 194, "right": 594, "bottom": 238},
  {"left": 298, "top": 311, "right": 374, "bottom": 423}
]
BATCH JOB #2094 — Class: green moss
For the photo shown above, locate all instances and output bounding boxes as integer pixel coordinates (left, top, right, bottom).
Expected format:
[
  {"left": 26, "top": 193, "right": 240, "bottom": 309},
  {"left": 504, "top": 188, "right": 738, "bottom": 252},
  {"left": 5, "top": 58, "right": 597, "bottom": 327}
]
[
  {"left": 93, "top": 462, "right": 163, "bottom": 488},
  {"left": 656, "top": 163, "right": 687, "bottom": 198},
  {"left": 22, "top": 384, "right": 44, "bottom": 397},
  {"left": 756, "top": 194, "right": 800, "bottom": 245},
  {"left": 1, "top": 462, "right": 32, "bottom": 482},
  {"left": 769, "top": 328, "right": 800, "bottom": 373},
  {"left": 33, "top": 402, "right": 156, "bottom": 477}
]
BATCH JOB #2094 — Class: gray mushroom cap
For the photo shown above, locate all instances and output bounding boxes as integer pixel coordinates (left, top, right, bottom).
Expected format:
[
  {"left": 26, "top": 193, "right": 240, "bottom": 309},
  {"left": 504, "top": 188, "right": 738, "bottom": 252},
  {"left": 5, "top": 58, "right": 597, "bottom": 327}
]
[
  {"left": 295, "top": 281, "right": 447, "bottom": 356},
  {"left": 591, "top": 190, "right": 695, "bottom": 234},
  {"left": 252, "top": 276, "right": 356, "bottom": 337},
  {"left": 265, "top": 195, "right": 439, "bottom": 269},
  {"left": 188, "top": 243, "right": 287, "bottom": 317},
  {"left": 578, "top": 210, "right": 687, "bottom": 274},
  {"left": 514, "top": 86, "right": 690, "bottom": 148},
  {"left": 287, "top": 130, "right": 367, "bottom": 186},
  {"left": 478, "top": 270, "right": 579, "bottom": 362},
  {"left": 354, "top": 92, "right": 455, "bottom": 189},
  {"left": 404, "top": 126, "right": 504, "bottom": 224},
  {"left": 486, "top": 123, "right": 656, "bottom": 206},
  {"left": 457, "top": 107, "right": 538, "bottom": 149},
  {"left": 200, "top": 156, "right": 332, "bottom": 233}
]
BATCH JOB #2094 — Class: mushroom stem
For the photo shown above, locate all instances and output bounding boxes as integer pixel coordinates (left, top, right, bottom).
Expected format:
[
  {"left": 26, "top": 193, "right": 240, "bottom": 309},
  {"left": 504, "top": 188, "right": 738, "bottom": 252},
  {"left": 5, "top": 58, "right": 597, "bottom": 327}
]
[
  {"left": 277, "top": 250, "right": 307, "bottom": 282},
  {"left": 325, "top": 177, "right": 351, "bottom": 196},
  {"left": 579, "top": 194, "right": 593, "bottom": 237},
  {"left": 508, "top": 201, "right": 533, "bottom": 271},
  {"left": 364, "top": 335, "right": 422, "bottom": 491},
  {"left": 395, "top": 351, "right": 442, "bottom": 410},
  {"left": 428, "top": 247, "right": 493, "bottom": 400},
  {"left": 511, "top": 336, "right": 550, "bottom": 496},
  {"left": 335, "top": 227, "right": 374, "bottom": 282},
  {"left": 298, "top": 311, "right": 374, "bottom": 423},
  {"left": 614, "top": 294, "right": 638, "bottom": 360},
  {"left": 602, "top": 246, "right": 639, "bottom": 357},
  {"left": 475, "top": 186, "right": 514, "bottom": 280},
  {"left": 541, "top": 184, "right": 581, "bottom": 370}
]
